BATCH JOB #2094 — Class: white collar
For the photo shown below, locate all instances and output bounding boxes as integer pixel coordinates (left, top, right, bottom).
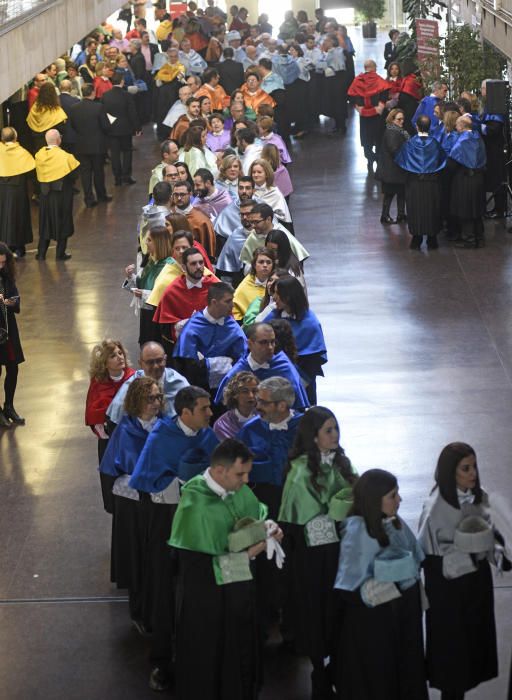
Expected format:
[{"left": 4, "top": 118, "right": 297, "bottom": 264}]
[
  {"left": 247, "top": 353, "right": 270, "bottom": 370},
  {"left": 281, "top": 310, "right": 294, "bottom": 319},
  {"left": 109, "top": 370, "right": 124, "bottom": 381},
  {"left": 320, "top": 450, "right": 336, "bottom": 465},
  {"left": 234, "top": 408, "right": 255, "bottom": 423},
  {"left": 204, "top": 467, "right": 233, "bottom": 499},
  {"left": 268, "top": 409, "right": 295, "bottom": 431},
  {"left": 457, "top": 488, "right": 475, "bottom": 505},
  {"left": 203, "top": 307, "right": 225, "bottom": 325},
  {"left": 253, "top": 277, "right": 267, "bottom": 287},
  {"left": 176, "top": 203, "right": 193, "bottom": 215},
  {"left": 177, "top": 417, "right": 198, "bottom": 436},
  {"left": 138, "top": 416, "right": 158, "bottom": 432},
  {"left": 186, "top": 277, "right": 203, "bottom": 289}
]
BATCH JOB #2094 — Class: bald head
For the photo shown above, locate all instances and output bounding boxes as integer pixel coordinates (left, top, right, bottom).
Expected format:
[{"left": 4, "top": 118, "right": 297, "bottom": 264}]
[
  {"left": 364, "top": 60, "right": 377, "bottom": 72},
  {"left": 139, "top": 341, "right": 167, "bottom": 380},
  {"left": 59, "top": 79, "right": 72, "bottom": 93},
  {"left": 45, "top": 129, "right": 61, "bottom": 146},
  {"left": 1, "top": 127, "right": 17, "bottom": 143}
]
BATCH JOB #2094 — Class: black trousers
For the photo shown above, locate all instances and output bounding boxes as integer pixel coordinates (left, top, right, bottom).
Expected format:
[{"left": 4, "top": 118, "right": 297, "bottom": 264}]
[
  {"left": 108, "top": 135, "right": 133, "bottom": 183},
  {"left": 79, "top": 154, "right": 107, "bottom": 203},
  {"left": 37, "top": 237, "right": 68, "bottom": 258}
]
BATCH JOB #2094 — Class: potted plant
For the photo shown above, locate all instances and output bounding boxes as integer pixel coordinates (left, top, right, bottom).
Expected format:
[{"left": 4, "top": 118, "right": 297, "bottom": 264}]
[{"left": 355, "top": 0, "right": 386, "bottom": 38}]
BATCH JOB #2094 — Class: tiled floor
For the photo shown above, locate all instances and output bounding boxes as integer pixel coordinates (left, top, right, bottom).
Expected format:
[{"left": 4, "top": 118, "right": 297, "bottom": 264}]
[{"left": 0, "top": 25, "right": 511, "bottom": 700}]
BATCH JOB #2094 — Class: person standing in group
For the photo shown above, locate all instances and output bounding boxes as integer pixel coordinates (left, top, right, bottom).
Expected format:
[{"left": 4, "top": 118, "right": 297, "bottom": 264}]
[
  {"left": 34, "top": 129, "right": 80, "bottom": 261},
  {"left": 101, "top": 72, "right": 141, "bottom": 186},
  {"left": 333, "top": 469, "right": 428, "bottom": 699},
  {"left": 0, "top": 127, "right": 35, "bottom": 258},
  {"left": 85, "top": 339, "right": 135, "bottom": 510},
  {"left": 395, "top": 114, "right": 446, "bottom": 250},
  {"left": 376, "top": 109, "right": 409, "bottom": 224},
  {"left": 418, "top": 443, "right": 506, "bottom": 700},
  {"left": 279, "top": 407, "right": 357, "bottom": 699},
  {"left": 0, "top": 243, "right": 25, "bottom": 428},
  {"left": 67, "top": 83, "right": 112, "bottom": 208}
]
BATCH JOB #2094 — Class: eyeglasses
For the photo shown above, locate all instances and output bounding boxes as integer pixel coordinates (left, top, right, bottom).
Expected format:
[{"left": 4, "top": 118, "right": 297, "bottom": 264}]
[
  {"left": 143, "top": 357, "right": 166, "bottom": 366},
  {"left": 250, "top": 219, "right": 264, "bottom": 224},
  {"left": 174, "top": 192, "right": 188, "bottom": 198},
  {"left": 147, "top": 393, "right": 164, "bottom": 402}
]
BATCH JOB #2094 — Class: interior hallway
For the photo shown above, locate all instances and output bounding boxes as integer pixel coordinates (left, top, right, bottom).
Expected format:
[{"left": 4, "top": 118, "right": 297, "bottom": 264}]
[{"left": 1, "top": 27, "right": 512, "bottom": 699}]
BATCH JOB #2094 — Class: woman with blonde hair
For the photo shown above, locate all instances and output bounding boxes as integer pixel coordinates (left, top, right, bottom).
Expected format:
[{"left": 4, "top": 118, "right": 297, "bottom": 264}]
[
  {"left": 375, "top": 108, "right": 409, "bottom": 224},
  {"left": 124, "top": 225, "right": 174, "bottom": 346},
  {"left": 215, "top": 154, "right": 242, "bottom": 198},
  {"left": 213, "top": 371, "right": 259, "bottom": 439},
  {"left": 85, "top": 338, "right": 135, "bottom": 499},
  {"left": 249, "top": 158, "right": 292, "bottom": 224}
]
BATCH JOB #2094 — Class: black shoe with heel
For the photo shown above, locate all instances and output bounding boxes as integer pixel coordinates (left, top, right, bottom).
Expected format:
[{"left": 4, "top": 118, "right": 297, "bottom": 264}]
[{"left": 4, "top": 405, "right": 25, "bottom": 425}]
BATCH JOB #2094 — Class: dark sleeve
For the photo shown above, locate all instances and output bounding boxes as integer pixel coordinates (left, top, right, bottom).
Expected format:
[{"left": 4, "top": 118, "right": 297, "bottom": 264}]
[
  {"left": 7, "top": 282, "right": 20, "bottom": 313},
  {"left": 387, "top": 129, "right": 406, "bottom": 156},
  {"left": 446, "top": 157, "right": 459, "bottom": 172},
  {"left": 127, "top": 93, "right": 140, "bottom": 132},
  {"left": 98, "top": 106, "right": 111, "bottom": 133}
]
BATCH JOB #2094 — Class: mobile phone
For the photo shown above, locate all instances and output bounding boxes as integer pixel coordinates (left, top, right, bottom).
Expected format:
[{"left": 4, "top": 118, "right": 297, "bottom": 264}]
[{"left": 8, "top": 296, "right": 19, "bottom": 302}]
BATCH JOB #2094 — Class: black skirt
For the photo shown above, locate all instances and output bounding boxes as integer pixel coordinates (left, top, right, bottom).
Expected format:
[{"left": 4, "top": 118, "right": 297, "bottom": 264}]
[
  {"left": 405, "top": 173, "right": 441, "bottom": 236},
  {"left": 174, "top": 548, "right": 260, "bottom": 700},
  {"left": 0, "top": 175, "right": 33, "bottom": 247},
  {"left": 282, "top": 523, "right": 338, "bottom": 660},
  {"left": 424, "top": 555, "right": 498, "bottom": 693},
  {"left": 449, "top": 167, "right": 485, "bottom": 219},
  {"left": 335, "top": 583, "right": 428, "bottom": 700}
]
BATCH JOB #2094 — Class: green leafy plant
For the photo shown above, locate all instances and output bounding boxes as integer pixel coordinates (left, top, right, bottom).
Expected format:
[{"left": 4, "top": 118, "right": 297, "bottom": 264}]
[
  {"left": 354, "top": 0, "right": 386, "bottom": 23},
  {"left": 402, "top": 0, "right": 439, "bottom": 32},
  {"left": 419, "top": 25, "right": 506, "bottom": 95}
]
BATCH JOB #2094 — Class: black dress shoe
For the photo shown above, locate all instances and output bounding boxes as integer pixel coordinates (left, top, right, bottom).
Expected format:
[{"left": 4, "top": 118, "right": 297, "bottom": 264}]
[
  {"left": 35, "top": 252, "right": 46, "bottom": 261},
  {"left": 149, "top": 667, "right": 171, "bottom": 691},
  {"left": 396, "top": 214, "right": 407, "bottom": 223},
  {"left": 0, "top": 410, "right": 12, "bottom": 428},
  {"left": 124, "top": 177, "right": 137, "bottom": 185},
  {"left": 409, "top": 236, "right": 422, "bottom": 250},
  {"left": 380, "top": 215, "right": 395, "bottom": 224},
  {"left": 4, "top": 405, "right": 24, "bottom": 425},
  {"left": 56, "top": 253, "right": 72, "bottom": 260},
  {"left": 99, "top": 194, "right": 113, "bottom": 202},
  {"left": 85, "top": 200, "right": 98, "bottom": 208}
]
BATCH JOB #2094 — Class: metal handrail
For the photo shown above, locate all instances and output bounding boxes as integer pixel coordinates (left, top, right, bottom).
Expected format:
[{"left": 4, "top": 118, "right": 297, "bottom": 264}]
[{"left": 0, "top": 0, "right": 61, "bottom": 38}]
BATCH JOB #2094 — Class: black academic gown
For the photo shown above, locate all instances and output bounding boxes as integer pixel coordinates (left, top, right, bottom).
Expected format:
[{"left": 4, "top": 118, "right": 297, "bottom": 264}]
[
  {"left": 0, "top": 173, "right": 33, "bottom": 248},
  {"left": 0, "top": 276, "right": 24, "bottom": 366},
  {"left": 38, "top": 171, "right": 75, "bottom": 242}
]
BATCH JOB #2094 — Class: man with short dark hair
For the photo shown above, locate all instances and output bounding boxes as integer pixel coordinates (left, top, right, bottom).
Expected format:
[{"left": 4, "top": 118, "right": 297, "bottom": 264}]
[
  {"left": 169, "top": 438, "right": 283, "bottom": 699},
  {"left": 170, "top": 180, "right": 216, "bottom": 257},
  {"left": 214, "top": 176, "right": 255, "bottom": 243},
  {"left": 237, "top": 127, "right": 263, "bottom": 174},
  {"left": 193, "top": 168, "right": 233, "bottom": 221},
  {"left": 215, "top": 322, "right": 309, "bottom": 411},
  {"left": 171, "top": 95, "right": 201, "bottom": 143},
  {"left": 101, "top": 72, "right": 141, "bottom": 185},
  {"left": 194, "top": 68, "right": 228, "bottom": 111},
  {"left": 215, "top": 197, "right": 258, "bottom": 283},
  {"left": 154, "top": 248, "right": 220, "bottom": 346},
  {"left": 148, "top": 138, "right": 180, "bottom": 194},
  {"left": 173, "top": 281, "right": 247, "bottom": 392},
  {"left": 240, "top": 202, "right": 309, "bottom": 267},
  {"left": 129, "top": 384, "right": 219, "bottom": 692},
  {"left": 68, "top": 83, "right": 112, "bottom": 207},
  {"left": 218, "top": 47, "right": 244, "bottom": 94}
]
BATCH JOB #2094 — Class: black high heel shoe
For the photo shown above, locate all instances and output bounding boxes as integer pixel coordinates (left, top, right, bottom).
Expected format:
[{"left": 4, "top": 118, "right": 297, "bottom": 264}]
[
  {"left": 0, "top": 410, "right": 12, "bottom": 428},
  {"left": 4, "top": 405, "right": 25, "bottom": 425},
  {"left": 380, "top": 215, "right": 396, "bottom": 224}
]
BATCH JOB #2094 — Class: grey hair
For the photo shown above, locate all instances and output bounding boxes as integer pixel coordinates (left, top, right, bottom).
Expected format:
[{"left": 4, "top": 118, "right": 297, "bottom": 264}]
[
  {"left": 130, "top": 39, "right": 142, "bottom": 49},
  {"left": 258, "top": 377, "right": 295, "bottom": 408}
]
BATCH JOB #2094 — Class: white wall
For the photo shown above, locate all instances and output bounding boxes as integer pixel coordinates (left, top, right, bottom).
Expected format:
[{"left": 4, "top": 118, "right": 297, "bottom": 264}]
[{"left": 1, "top": 0, "right": 124, "bottom": 103}]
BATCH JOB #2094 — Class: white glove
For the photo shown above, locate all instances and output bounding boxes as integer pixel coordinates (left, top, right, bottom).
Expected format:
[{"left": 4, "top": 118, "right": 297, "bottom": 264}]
[
  {"left": 265, "top": 520, "right": 285, "bottom": 569},
  {"left": 360, "top": 578, "right": 401, "bottom": 608}
]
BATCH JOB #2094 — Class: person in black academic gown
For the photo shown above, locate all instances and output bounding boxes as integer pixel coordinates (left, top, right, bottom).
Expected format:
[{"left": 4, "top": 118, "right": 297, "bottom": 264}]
[
  {"left": 0, "top": 243, "right": 25, "bottom": 428},
  {"left": 480, "top": 80, "right": 507, "bottom": 219},
  {"left": 0, "top": 127, "right": 34, "bottom": 258},
  {"left": 99, "top": 377, "right": 162, "bottom": 629},
  {"left": 395, "top": 114, "right": 446, "bottom": 250},
  {"left": 448, "top": 116, "right": 487, "bottom": 249},
  {"left": 34, "top": 129, "right": 80, "bottom": 260}
]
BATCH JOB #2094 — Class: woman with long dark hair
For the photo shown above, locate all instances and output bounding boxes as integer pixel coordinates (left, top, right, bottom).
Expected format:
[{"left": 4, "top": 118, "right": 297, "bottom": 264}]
[
  {"left": 264, "top": 229, "right": 305, "bottom": 286},
  {"left": 266, "top": 276, "right": 326, "bottom": 403},
  {"left": 242, "top": 268, "right": 291, "bottom": 329},
  {"left": 418, "top": 442, "right": 503, "bottom": 700},
  {"left": 334, "top": 469, "right": 428, "bottom": 699},
  {"left": 232, "top": 246, "right": 275, "bottom": 321},
  {"left": 178, "top": 125, "right": 218, "bottom": 177},
  {"left": 0, "top": 243, "right": 25, "bottom": 427},
  {"left": 26, "top": 82, "right": 68, "bottom": 152},
  {"left": 280, "top": 407, "right": 356, "bottom": 699}
]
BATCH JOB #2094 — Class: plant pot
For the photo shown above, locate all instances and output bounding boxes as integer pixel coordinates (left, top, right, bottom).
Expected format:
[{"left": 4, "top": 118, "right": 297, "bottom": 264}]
[{"left": 362, "top": 21, "right": 377, "bottom": 38}]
